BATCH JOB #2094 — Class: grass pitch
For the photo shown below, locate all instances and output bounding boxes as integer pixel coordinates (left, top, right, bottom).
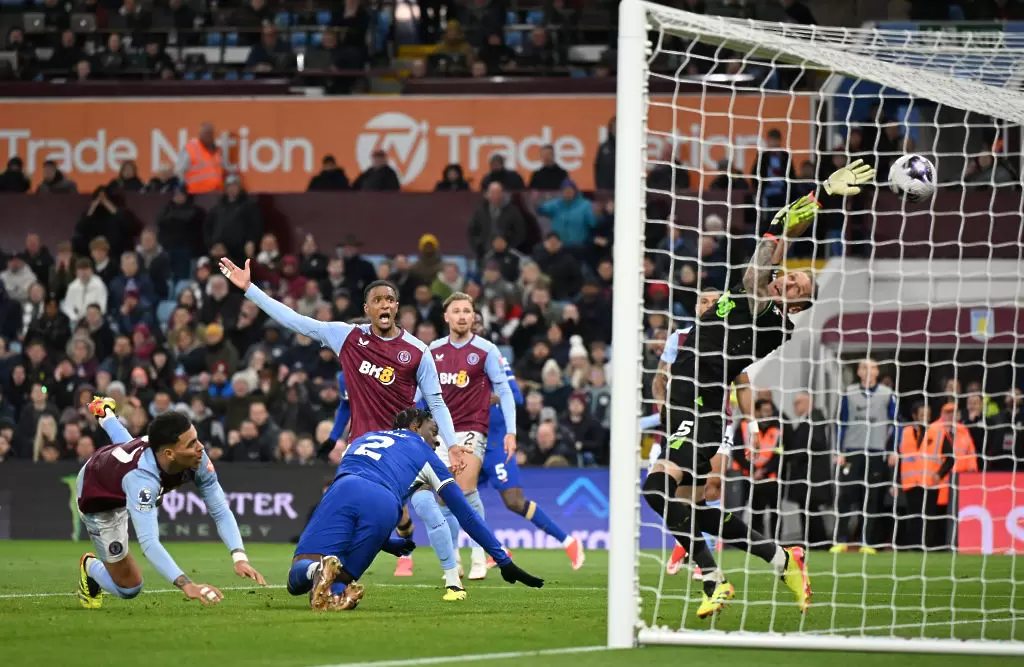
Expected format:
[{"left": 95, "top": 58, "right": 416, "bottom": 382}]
[{"left": 0, "top": 542, "right": 1020, "bottom": 667}]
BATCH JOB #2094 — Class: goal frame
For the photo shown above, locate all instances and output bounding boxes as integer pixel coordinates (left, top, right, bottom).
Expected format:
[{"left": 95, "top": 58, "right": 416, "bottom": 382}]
[{"left": 607, "top": 0, "right": 1024, "bottom": 655}]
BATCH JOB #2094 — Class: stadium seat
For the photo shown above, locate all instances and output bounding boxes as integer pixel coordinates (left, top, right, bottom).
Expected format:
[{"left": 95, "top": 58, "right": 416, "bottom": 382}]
[
  {"left": 173, "top": 279, "right": 193, "bottom": 298},
  {"left": 225, "top": 32, "right": 239, "bottom": 46},
  {"left": 156, "top": 301, "right": 176, "bottom": 328},
  {"left": 224, "top": 70, "right": 239, "bottom": 80},
  {"left": 205, "top": 32, "right": 222, "bottom": 47},
  {"left": 317, "top": 10, "right": 332, "bottom": 25},
  {"left": 291, "top": 31, "right": 307, "bottom": 49},
  {"left": 526, "top": 10, "right": 544, "bottom": 25},
  {"left": 183, "top": 71, "right": 196, "bottom": 80},
  {"left": 243, "top": 72, "right": 255, "bottom": 80},
  {"left": 201, "top": 72, "right": 214, "bottom": 80},
  {"left": 506, "top": 10, "right": 518, "bottom": 25},
  {"left": 310, "top": 31, "right": 323, "bottom": 47},
  {"left": 505, "top": 31, "right": 522, "bottom": 49},
  {"left": 374, "top": 11, "right": 391, "bottom": 53},
  {"left": 275, "top": 11, "right": 291, "bottom": 27}
]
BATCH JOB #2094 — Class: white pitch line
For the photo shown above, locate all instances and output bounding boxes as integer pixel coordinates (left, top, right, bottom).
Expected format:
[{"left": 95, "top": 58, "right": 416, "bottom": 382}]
[
  {"left": 811, "top": 615, "right": 1021, "bottom": 636},
  {"left": 308, "top": 645, "right": 608, "bottom": 667}
]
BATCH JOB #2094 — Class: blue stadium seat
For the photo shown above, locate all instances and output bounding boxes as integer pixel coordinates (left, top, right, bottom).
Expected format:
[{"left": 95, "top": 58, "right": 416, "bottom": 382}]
[
  {"left": 205, "top": 32, "right": 222, "bottom": 47},
  {"left": 375, "top": 11, "right": 391, "bottom": 53},
  {"left": 201, "top": 72, "right": 214, "bottom": 80},
  {"left": 173, "top": 279, "right": 192, "bottom": 298},
  {"left": 224, "top": 70, "right": 239, "bottom": 80},
  {"left": 310, "top": 31, "right": 323, "bottom": 47},
  {"left": 505, "top": 31, "right": 522, "bottom": 49},
  {"left": 156, "top": 301, "right": 176, "bottom": 328},
  {"left": 243, "top": 73, "right": 255, "bottom": 80},
  {"left": 225, "top": 32, "right": 239, "bottom": 46},
  {"left": 525, "top": 10, "right": 544, "bottom": 25},
  {"left": 291, "top": 31, "right": 307, "bottom": 48},
  {"left": 316, "top": 10, "right": 332, "bottom": 25},
  {"left": 0, "top": 0, "right": 25, "bottom": 6},
  {"left": 505, "top": 10, "right": 517, "bottom": 25},
  {"left": 183, "top": 71, "right": 196, "bottom": 80},
  {"left": 275, "top": 11, "right": 291, "bottom": 27}
]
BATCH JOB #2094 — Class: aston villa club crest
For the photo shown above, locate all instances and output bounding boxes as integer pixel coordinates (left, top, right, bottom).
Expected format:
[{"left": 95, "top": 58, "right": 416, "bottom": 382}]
[
  {"left": 397, "top": 350, "right": 412, "bottom": 364},
  {"left": 466, "top": 352, "right": 480, "bottom": 366}
]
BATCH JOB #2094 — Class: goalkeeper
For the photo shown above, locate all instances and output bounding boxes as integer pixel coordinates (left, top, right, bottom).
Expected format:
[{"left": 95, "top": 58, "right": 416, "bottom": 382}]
[{"left": 643, "top": 160, "right": 874, "bottom": 619}]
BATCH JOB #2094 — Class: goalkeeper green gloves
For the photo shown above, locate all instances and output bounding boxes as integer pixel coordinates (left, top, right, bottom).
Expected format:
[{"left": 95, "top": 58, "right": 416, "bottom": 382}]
[
  {"left": 823, "top": 158, "right": 875, "bottom": 196},
  {"left": 765, "top": 194, "right": 820, "bottom": 238}
]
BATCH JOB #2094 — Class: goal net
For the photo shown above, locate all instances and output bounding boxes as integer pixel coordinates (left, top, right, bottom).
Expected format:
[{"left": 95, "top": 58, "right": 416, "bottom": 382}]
[{"left": 608, "top": 0, "right": 1024, "bottom": 655}]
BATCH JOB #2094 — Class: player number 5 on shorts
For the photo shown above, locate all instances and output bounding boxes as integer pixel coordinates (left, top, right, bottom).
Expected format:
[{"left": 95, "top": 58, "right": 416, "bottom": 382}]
[
  {"left": 352, "top": 434, "right": 395, "bottom": 461},
  {"left": 669, "top": 421, "right": 694, "bottom": 449},
  {"left": 111, "top": 445, "right": 144, "bottom": 464},
  {"left": 494, "top": 463, "right": 508, "bottom": 483}
]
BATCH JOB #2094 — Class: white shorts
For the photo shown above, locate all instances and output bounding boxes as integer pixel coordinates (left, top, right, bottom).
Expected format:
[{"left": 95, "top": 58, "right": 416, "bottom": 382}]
[
  {"left": 82, "top": 508, "right": 130, "bottom": 563},
  {"left": 437, "top": 431, "right": 486, "bottom": 466}
]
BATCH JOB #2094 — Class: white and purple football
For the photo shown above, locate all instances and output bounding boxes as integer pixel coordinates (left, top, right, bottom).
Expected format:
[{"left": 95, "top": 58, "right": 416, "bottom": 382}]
[{"left": 888, "top": 154, "right": 936, "bottom": 203}]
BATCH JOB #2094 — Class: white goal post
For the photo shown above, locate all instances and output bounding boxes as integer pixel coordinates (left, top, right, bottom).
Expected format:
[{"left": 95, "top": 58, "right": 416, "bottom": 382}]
[{"left": 609, "top": 0, "right": 1024, "bottom": 655}]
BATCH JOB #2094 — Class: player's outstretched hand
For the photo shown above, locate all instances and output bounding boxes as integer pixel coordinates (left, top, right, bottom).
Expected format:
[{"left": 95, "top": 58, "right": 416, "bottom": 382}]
[
  {"left": 503, "top": 434, "right": 517, "bottom": 464},
  {"left": 182, "top": 582, "right": 224, "bottom": 606},
  {"left": 382, "top": 537, "right": 417, "bottom": 557},
  {"left": 218, "top": 257, "right": 252, "bottom": 292},
  {"left": 499, "top": 561, "right": 544, "bottom": 588},
  {"left": 88, "top": 396, "right": 116, "bottom": 419},
  {"left": 823, "top": 158, "right": 875, "bottom": 196},
  {"left": 447, "top": 445, "right": 474, "bottom": 476},
  {"left": 233, "top": 560, "right": 268, "bottom": 585}
]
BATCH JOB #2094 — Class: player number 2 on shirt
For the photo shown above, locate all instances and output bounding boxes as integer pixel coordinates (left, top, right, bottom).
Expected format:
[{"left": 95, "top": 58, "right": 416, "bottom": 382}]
[{"left": 353, "top": 435, "right": 396, "bottom": 461}]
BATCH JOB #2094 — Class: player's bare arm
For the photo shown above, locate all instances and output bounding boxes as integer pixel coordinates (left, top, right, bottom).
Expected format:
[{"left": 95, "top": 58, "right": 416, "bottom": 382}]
[{"left": 653, "top": 359, "right": 670, "bottom": 404}]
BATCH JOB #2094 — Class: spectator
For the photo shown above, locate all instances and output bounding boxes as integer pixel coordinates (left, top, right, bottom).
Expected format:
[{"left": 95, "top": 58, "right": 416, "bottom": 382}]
[
  {"left": 36, "top": 160, "right": 78, "bottom": 194},
  {"left": 157, "top": 186, "right": 203, "bottom": 282},
  {"left": 48, "top": 29, "right": 82, "bottom": 73},
  {"left": 430, "top": 261, "right": 464, "bottom": 302},
  {"left": 574, "top": 279, "right": 612, "bottom": 345},
  {"left": 409, "top": 234, "right": 444, "bottom": 288},
  {"left": 88, "top": 237, "right": 118, "bottom": 285},
  {"left": 1, "top": 255, "right": 36, "bottom": 305},
  {"left": 753, "top": 128, "right": 794, "bottom": 216},
  {"left": 585, "top": 366, "right": 611, "bottom": 430},
  {"left": 23, "top": 234, "right": 52, "bottom": 284},
  {"left": 0, "top": 157, "right": 31, "bottom": 193},
  {"left": 31, "top": 413, "right": 61, "bottom": 462},
  {"left": 247, "top": 25, "right": 293, "bottom": 72},
  {"left": 434, "top": 164, "right": 470, "bottom": 191},
  {"left": 72, "top": 188, "right": 130, "bottom": 261},
  {"left": 145, "top": 163, "right": 181, "bottom": 193},
  {"left": 204, "top": 175, "right": 263, "bottom": 262},
  {"left": 352, "top": 150, "right": 401, "bottom": 191},
  {"left": 74, "top": 59, "right": 93, "bottom": 81},
  {"left": 535, "top": 180, "right": 596, "bottom": 252},
  {"left": 783, "top": 391, "right": 832, "bottom": 549},
  {"left": 386, "top": 253, "right": 418, "bottom": 304},
  {"left": 200, "top": 275, "right": 242, "bottom": 328},
  {"left": 594, "top": 117, "right": 616, "bottom": 191},
  {"left": 710, "top": 158, "right": 751, "bottom": 192},
  {"left": 66, "top": 335, "right": 98, "bottom": 383},
  {"left": 19, "top": 283, "right": 45, "bottom": 337},
  {"left": 276, "top": 256, "right": 308, "bottom": 301},
  {"left": 335, "top": 0, "right": 371, "bottom": 64},
  {"left": 61, "top": 258, "right": 108, "bottom": 324},
  {"left": 27, "top": 296, "right": 71, "bottom": 354},
  {"left": 47, "top": 242, "right": 75, "bottom": 302},
  {"left": 429, "top": 20, "right": 474, "bottom": 74},
  {"left": 297, "top": 233, "right": 329, "bottom": 282},
  {"left": 479, "top": 154, "right": 525, "bottom": 192},
  {"left": 175, "top": 122, "right": 227, "bottom": 195},
  {"left": 307, "top": 155, "right": 350, "bottom": 192},
  {"left": 540, "top": 359, "right": 570, "bottom": 413},
  {"left": 94, "top": 33, "right": 128, "bottom": 78},
  {"left": 411, "top": 284, "right": 444, "bottom": 333},
  {"left": 227, "top": 419, "right": 274, "bottom": 462},
  {"left": 204, "top": 323, "right": 240, "bottom": 375},
  {"left": 528, "top": 145, "right": 570, "bottom": 191},
  {"left": 479, "top": 260, "right": 516, "bottom": 303},
  {"left": 108, "top": 0, "right": 151, "bottom": 38},
  {"left": 965, "top": 152, "right": 1017, "bottom": 187},
  {"left": 518, "top": 27, "right": 562, "bottom": 73},
  {"left": 100, "top": 335, "right": 137, "bottom": 386},
  {"left": 561, "top": 391, "right": 603, "bottom": 466},
  {"left": 483, "top": 235, "right": 526, "bottom": 283},
  {"left": 83, "top": 304, "right": 114, "bottom": 361},
  {"left": 834, "top": 359, "right": 899, "bottom": 553},
  {"left": 335, "top": 235, "right": 376, "bottom": 297},
  {"left": 108, "top": 160, "right": 145, "bottom": 193},
  {"left": 781, "top": 0, "right": 816, "bottom": 24},
  {"left": 477, "top": 31, "right": 515, "bottom": 75},
  {"left": 142, "top": 35, "right": 176, "bottom": 79},
  {"left": 319, "top": 258, "right": 352, "bottom": 305},
  {"left": 532, "top": 233, "right": 582, "bottom": 301},
  {"left": 521, "top": 419, "right": 574, "bottom": 467},
  {"left": 294, "top": 434, "right": 317, "bottom": 465},
  {"left": 109, "top": 251, "right": 158, "bottom": 310},
  {"left": 14, "top": 383, "right": 57, "bottom": 458},
  {"left": 0, "top": 434, "right": 9, "bottom": 462},
  {"left": 135, "top": 229, "right": 171, "bottom": 301},
  {"left": 114, "top": 288, "right": 156, "bottom": 337},
  {"left": 468, "top": 182, "right": 528, "bottom": 266}
]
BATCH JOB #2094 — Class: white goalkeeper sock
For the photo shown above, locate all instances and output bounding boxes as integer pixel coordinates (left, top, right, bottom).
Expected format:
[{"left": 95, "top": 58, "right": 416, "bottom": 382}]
[{"left": 771, "top": 546, "right": 787, "bottom": 575}]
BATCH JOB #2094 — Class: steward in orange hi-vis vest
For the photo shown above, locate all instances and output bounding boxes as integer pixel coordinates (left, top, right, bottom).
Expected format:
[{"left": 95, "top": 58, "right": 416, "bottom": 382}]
[{"left": 923, "top": 403, "right": 978, "bottom": 507}]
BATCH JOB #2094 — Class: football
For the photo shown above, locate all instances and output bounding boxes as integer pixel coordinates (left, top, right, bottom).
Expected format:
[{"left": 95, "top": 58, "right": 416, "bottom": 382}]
[{"left": 888, "top": 153, "right": 937, "bottom": 202}]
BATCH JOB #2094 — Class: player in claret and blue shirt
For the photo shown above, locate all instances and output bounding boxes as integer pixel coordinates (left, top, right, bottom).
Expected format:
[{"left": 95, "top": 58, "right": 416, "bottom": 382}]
[
  {"left": 287, "top": 408, "right": 544, "bottom": 611},
  {"left": 75, "top": 398, "right": 267, "bottom": 610}
]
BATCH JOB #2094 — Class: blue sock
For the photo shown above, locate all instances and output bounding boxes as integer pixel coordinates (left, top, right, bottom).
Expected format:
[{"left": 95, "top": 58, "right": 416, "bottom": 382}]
[
  {"left": 87, "top": 558, "right": 141, "bottom": 598},
  {"left": 439, "top": 504, "right": 461, "bottom": 550},
  {"left": 522, "top": 500, "right": 569, "bottom": 543},
  {"left": 287, "top": 559, "right": 317, "bottom": 595},
  {"left": 410, "top": 491, "right": 456, "bottom": 571},
  {"left": 702, "top": 498, "right": 720, "bottom": 552},
  {"left": 464, "top": 489, "right": 486, "bottom": 549}
]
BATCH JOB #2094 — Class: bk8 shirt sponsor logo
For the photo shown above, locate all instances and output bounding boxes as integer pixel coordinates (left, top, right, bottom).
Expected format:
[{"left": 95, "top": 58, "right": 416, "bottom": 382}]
[
  {"left": 358, "top": 360, "right": 396, "bottom": 386},
  {"left": 439, "top": 370, "right": 470, "bottom": 388}
]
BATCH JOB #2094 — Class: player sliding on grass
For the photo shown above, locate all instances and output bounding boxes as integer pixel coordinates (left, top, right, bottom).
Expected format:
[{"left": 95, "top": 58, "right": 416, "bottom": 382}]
[
  {"left": 218, "top": 258, "right": 467, "bottom": 580},
  {"left": 646, "top": 160, "right": 874, "bottom": 619},
  {"left": 287, "top": 408, "right": 544, "bottom": 611},
  {"left": 76, "top": 398, "right": 267, "bottom": 610}
]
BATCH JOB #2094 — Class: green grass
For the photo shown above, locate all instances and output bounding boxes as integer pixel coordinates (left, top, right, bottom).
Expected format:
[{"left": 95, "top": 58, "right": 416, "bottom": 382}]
[{"left": 0, "top": 542, "right": 1021, "bottom": 667}]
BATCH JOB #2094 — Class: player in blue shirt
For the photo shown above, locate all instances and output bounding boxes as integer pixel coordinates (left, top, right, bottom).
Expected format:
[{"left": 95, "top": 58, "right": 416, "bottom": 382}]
[
  {"left": 328, "top": 371, "right": 350, "bottom": 442},
  {"left": 287, "top": 408, "right": 544, "bottom": 610}
]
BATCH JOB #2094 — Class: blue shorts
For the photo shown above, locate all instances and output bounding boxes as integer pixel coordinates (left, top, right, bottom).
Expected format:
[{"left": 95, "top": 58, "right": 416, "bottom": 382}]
[
  {"left": 477, "top": 438, "right": 520, "bottom": 491},
  {"left": 294, "top": 475, "right": 400, "bottom": 579}
]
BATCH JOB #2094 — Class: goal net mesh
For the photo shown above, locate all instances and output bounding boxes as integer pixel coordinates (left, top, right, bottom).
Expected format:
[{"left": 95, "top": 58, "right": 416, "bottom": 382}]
[{"left": 626, "top": 1, "right": 1024, "bottom": 653}]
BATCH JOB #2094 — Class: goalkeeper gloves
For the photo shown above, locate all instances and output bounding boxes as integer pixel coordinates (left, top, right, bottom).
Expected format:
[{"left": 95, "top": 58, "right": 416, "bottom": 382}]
[
  {"left": 765, "top": 194, "right": 820, "bottom": 237},
  {"left": 88, "top": 396, "right": 116, "bottom": 419},
  {"left": 499, "top": 561, "right": 545, "bottom": 588},
  {"left": 823, "top": 158, "right": 875, "bottom": 196}
]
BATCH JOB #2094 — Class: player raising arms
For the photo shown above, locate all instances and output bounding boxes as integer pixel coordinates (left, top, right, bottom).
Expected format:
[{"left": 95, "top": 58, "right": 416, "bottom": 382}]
[
  {"left": 287, "top": 408, "right": 544, "bottom": 611},
  {"left": 644, "top": 160, "right": 874, "bottom": 619},
  {"left": 76, "top": 398, "right": 267, "bottom": 610},
  {"left": 218, "top": 259, "right": 467, "bottom": 573}
]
